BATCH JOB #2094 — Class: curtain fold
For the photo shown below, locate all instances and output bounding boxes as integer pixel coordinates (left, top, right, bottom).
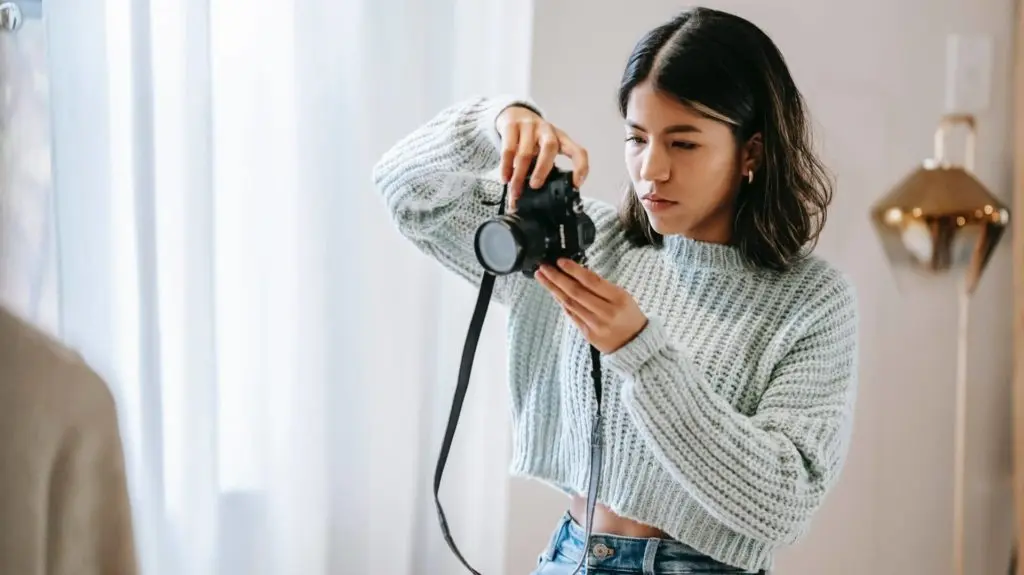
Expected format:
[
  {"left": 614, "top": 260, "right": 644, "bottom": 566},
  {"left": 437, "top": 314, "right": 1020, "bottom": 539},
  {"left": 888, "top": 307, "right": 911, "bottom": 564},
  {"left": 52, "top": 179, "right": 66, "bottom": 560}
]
[{"left": 42, "top": 0, "right": 535, "bottom": 572}]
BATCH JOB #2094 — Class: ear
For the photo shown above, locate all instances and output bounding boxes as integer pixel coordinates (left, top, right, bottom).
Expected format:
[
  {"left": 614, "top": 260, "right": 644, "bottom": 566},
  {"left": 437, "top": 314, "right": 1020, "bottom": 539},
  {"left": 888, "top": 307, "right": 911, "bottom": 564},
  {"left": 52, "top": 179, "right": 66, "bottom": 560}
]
[{"left": 741, "top": 133, "right": 763, "bottom": 177}]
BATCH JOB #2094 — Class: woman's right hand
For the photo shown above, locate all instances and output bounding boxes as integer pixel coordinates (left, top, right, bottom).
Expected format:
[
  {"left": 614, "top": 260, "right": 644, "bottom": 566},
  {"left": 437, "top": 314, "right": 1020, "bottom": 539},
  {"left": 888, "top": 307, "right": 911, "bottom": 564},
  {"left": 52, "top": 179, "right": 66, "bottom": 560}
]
[{"left": 495, "top": 105, "right": 590, "bottom": 210}]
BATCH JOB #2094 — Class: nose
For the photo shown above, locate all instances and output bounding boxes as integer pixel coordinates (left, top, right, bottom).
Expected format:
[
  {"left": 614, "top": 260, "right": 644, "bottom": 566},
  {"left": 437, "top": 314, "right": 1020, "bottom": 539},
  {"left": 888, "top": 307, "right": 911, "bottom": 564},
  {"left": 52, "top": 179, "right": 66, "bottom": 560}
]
[{"left": 639, "top": 143, "right": 670, "bottom": 183}]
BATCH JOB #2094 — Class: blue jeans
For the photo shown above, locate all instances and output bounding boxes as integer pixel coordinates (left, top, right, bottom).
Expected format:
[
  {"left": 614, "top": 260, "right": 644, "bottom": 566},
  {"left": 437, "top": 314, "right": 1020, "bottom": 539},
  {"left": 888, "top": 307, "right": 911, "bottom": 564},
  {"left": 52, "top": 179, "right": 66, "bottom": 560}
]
[{"left": 530, "top": 512, "right": 765, "bottom": 575}]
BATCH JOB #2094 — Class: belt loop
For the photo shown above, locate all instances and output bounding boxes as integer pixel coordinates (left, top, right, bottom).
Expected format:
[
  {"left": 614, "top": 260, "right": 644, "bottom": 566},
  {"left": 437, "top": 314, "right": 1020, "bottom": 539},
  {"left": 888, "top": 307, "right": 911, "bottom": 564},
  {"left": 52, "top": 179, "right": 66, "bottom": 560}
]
[
  {"left": 641, "top": 538, "right": 659, "bottom": 575},
  {"left": 542, "top": 512, "right": 572, "bottom": 561}
]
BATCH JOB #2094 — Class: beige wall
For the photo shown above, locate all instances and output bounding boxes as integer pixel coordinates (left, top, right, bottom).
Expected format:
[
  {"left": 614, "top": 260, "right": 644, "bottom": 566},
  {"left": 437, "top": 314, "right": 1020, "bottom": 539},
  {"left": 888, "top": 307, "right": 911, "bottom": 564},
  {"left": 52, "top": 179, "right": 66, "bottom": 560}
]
[{"left": 505, "top": 1, "right": 1018, "bottom": 574}]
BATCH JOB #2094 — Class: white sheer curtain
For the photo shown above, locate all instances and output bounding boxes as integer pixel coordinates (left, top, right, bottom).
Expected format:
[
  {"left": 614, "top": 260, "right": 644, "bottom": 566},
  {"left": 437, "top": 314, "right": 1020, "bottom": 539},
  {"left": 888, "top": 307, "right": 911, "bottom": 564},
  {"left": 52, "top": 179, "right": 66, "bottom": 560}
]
[{"left": 42, "top": 0, "right": 534, "bottom": 573}]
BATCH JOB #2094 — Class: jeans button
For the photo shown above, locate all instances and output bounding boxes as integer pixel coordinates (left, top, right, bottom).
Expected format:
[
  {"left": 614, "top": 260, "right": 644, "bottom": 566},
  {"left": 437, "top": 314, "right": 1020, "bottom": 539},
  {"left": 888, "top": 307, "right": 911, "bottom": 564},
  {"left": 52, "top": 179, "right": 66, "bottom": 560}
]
[{"left": 592, "top": 543, "right": 613, "bottom": 559}]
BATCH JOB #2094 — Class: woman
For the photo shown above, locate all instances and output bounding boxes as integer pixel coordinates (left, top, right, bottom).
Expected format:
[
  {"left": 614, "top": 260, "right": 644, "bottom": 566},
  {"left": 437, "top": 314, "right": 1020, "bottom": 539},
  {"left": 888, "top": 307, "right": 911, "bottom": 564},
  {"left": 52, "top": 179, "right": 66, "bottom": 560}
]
[{"left": 373, "top": 7, "right": 858, "bottom": 575}]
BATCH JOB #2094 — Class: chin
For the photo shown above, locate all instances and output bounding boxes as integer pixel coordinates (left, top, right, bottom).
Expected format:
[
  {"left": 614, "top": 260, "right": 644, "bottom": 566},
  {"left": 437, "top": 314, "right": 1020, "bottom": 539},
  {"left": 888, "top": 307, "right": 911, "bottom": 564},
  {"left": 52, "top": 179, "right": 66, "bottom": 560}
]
[
  {"left": 644, "top": 212, "right": 673, "bottom": 235},
  {"left": 647, "top": 219, "right": 667, "bottom": 235}
]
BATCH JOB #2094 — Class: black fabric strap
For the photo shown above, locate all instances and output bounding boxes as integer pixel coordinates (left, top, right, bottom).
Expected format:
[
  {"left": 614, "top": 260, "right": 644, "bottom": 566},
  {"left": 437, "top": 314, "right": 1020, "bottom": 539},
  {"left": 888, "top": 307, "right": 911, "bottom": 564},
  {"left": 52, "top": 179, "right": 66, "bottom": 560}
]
[
  {"left": 569, "top": 345, "right": 604, "bottom": 575},
  {"left": 432, "top": 268, "right": 495, "bottom": 575},
  {"left": 433, "top": 185, "right": 606, "bottom": 574}
]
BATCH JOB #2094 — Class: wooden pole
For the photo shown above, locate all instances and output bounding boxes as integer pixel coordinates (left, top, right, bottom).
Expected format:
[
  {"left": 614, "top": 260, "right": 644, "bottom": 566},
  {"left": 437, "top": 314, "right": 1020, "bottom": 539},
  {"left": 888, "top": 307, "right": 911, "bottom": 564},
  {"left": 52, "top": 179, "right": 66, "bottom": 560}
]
[
  {"left": 1013, "top": 0, "right": 1024, "bottom": 572},
  {"left": 954, "top": 291, "right": 970, "bottom": 575}
]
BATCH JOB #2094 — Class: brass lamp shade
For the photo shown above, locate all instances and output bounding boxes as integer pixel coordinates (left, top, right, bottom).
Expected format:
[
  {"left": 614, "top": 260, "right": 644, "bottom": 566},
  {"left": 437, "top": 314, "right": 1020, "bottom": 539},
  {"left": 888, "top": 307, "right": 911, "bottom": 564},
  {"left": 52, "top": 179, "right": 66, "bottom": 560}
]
[
  {"left": 870, "top": 114, "right": 1010, "bottom": 294},
  {"left": 871, "top": 113, "right": 1012, "bottom": 575}
]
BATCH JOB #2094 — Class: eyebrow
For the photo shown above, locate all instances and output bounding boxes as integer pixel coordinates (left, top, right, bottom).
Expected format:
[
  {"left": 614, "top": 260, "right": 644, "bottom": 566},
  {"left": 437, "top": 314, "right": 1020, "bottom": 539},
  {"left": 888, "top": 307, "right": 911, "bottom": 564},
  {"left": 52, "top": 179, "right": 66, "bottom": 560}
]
[{"left": 626, "top": 120, "right": 702, "bottom": 134}]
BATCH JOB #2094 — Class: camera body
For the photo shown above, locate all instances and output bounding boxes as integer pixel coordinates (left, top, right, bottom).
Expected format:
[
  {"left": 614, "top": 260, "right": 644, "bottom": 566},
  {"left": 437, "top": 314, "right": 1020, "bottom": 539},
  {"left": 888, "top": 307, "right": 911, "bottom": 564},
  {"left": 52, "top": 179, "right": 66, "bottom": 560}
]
[{"left": 474, "top": 167, "right": 596, "bottom": 277}]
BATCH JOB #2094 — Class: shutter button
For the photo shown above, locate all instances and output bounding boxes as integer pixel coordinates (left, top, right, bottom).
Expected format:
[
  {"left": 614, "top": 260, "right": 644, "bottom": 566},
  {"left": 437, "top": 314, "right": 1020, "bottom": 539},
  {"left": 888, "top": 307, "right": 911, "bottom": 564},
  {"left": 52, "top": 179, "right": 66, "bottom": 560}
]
[{"left": 592, "top": 543, "right": 613, "bottom": 559}]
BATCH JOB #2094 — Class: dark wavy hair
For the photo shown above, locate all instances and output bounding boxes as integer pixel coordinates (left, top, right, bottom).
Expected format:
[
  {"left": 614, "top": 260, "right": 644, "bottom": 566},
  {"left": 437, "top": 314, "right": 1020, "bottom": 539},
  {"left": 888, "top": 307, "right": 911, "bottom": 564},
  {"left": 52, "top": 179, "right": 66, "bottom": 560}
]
[{"left": 617, "top": 7, "right": 832, "bottom": 272}]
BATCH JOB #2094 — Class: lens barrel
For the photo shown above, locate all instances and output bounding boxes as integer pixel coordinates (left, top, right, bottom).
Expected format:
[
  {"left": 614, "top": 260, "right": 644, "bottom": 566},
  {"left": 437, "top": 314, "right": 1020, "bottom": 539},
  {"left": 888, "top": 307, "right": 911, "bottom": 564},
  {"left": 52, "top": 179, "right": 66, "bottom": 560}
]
[
  {"left": 474, "top": 216, "right": 549, "bottom": 275},
  {"left": 474, "top": 218, "right": 525, "bottom": 275}
]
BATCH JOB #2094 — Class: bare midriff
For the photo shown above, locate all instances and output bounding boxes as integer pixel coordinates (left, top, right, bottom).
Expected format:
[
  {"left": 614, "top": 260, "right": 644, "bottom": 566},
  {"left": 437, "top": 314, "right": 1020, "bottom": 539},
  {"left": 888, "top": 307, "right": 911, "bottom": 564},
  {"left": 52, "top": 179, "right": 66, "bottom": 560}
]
[{"left": 568, "top": 495, "right": 672, "bottom": 539}]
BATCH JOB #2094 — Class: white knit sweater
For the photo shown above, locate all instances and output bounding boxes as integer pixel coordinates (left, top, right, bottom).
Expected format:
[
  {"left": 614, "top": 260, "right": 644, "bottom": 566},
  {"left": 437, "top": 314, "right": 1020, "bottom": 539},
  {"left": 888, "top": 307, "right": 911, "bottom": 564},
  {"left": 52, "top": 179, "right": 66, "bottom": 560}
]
[{"left": 372, "top": 95, "right": 859, "bottom": 572}]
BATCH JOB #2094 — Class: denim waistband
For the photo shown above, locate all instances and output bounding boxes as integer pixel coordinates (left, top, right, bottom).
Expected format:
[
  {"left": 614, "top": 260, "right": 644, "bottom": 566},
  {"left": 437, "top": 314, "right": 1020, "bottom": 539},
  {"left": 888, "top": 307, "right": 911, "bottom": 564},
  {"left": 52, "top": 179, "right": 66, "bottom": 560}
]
[{"left": 541, "top": 511, "right": 762, "bottom": 574}]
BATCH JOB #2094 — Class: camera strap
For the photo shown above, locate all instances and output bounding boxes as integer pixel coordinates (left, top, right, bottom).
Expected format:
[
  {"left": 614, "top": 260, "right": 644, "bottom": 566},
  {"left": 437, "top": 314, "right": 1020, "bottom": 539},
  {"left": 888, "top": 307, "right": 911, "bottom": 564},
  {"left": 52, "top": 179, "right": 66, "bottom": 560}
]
[
  {"left": 570, "top": 345, "right": 603, "bottom": 575},
  {"left": 432, "top": 262, "right": 497, "bottom": 575},
  {"left": 434, "top": 185, "right": 604, "bottom": 575}
]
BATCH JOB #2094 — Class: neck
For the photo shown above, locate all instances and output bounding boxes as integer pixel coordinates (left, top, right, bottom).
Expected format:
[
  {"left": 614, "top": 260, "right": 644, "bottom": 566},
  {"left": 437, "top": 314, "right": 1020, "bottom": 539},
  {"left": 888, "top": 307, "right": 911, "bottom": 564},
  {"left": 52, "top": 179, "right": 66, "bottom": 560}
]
[
  {"left": 678, "top": 207, "right": 734, "bottom": 246},
  {"left": 684, "top": 219, "right": 733, "bottom": 245}
]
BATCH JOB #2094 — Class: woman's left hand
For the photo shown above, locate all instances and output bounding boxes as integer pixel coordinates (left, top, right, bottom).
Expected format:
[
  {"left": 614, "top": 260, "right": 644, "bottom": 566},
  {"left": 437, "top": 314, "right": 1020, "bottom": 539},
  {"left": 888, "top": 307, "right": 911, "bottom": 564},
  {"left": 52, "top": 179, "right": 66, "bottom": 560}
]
[{"left": 536, "top": 258, "right": 648, "bottom": 354}]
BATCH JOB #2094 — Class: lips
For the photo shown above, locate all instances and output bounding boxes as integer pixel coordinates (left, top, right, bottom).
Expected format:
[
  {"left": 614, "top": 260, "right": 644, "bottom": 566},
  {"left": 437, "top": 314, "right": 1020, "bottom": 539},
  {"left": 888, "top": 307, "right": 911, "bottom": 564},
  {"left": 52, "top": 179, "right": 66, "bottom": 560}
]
[{"left": 640, "top": 193, "right": 677, "bottom": 211}]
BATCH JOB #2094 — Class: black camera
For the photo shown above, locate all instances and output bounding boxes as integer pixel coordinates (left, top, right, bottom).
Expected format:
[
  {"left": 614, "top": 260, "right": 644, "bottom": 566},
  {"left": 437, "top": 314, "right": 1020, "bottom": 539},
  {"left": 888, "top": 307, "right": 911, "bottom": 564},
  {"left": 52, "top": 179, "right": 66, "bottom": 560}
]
[{"left": 474, "top": 167, "right": 596, "bottom": 277}]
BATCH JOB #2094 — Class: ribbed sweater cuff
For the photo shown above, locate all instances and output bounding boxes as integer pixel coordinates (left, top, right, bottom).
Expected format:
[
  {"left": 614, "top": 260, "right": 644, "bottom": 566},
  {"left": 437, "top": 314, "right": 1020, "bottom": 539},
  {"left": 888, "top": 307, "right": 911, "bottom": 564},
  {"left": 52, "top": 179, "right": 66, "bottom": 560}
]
[{"left": 605, "top": 317, "right": 670, "bottom": 375}]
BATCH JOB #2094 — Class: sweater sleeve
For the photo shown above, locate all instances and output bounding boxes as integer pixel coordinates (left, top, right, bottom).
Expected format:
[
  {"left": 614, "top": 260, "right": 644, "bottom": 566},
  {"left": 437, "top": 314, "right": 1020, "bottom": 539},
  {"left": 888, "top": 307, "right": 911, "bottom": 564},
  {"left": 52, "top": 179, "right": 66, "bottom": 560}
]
[
  {"left": 605, "top": 277, "right": 859, "bottom": 545},
  {"left": 372, "top": 95, "right": 543, "bottom": 305}
]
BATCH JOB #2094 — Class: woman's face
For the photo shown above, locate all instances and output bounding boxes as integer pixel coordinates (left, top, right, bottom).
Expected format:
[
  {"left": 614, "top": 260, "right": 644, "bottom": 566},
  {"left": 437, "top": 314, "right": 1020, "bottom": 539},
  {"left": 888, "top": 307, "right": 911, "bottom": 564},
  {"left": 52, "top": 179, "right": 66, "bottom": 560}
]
[{"left": 624, "top": 81, "right": 758, "bottom": 244}]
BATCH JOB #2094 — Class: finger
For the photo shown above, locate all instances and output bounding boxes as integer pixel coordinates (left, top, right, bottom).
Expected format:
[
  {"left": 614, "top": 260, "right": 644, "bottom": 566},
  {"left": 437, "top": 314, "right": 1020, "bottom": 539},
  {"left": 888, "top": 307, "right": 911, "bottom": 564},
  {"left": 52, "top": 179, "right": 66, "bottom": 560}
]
[
  {"left": 563, "top": 306, "right": 591, "bottom": 334},
  {"left": 537, "top": 265, "right": 612, "bottom": 317},
  {"left": 555, "top": 259, "right": 619, "bottom": 302},
  {"left": 556, "top": 129, "right": 590, "bottom": 188},
  {"left": 537, "top": 271, "right": 601, "bottom": 328},
  {"left": 499, "top": 122, "right": 520, "bottom": 184},
  {"left": 530, "top": 124, "right": 560, "bottom": 189},
  {"left": 509, "top": 122, "right": 537, "bottom": 200},
  {"left": 561, "top": 297, "right": 601, "bottom": 329}
]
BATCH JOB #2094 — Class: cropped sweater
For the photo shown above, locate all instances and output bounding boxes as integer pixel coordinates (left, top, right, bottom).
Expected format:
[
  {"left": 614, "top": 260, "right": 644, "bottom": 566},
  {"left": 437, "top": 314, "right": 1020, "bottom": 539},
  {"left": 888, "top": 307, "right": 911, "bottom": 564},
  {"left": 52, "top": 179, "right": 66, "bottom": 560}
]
[{"left": 372, "top": 96, "right": 859, "bottom": 572}]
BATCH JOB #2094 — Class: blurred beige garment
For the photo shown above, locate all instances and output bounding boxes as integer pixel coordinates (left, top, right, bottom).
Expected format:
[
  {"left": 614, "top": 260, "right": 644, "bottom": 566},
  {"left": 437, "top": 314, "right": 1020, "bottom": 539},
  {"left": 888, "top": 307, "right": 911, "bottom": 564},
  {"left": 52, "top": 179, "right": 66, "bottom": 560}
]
[{"left": 0, "top": 306, "right": 138, "bottom": 575}]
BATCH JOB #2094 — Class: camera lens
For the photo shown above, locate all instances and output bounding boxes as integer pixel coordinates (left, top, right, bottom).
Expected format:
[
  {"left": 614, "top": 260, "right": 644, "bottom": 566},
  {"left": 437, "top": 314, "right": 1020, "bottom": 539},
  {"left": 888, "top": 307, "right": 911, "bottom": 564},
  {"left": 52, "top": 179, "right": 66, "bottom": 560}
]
[{"left": 474, "top": 219, "right": 523, "bottom": 275}]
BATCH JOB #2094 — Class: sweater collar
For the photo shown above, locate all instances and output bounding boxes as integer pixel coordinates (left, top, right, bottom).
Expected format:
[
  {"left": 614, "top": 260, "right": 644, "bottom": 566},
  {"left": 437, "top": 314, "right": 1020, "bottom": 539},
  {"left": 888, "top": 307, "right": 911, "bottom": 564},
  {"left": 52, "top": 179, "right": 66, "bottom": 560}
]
[{"left": 663, "top": 234, "right": 747, "bottom": 271}]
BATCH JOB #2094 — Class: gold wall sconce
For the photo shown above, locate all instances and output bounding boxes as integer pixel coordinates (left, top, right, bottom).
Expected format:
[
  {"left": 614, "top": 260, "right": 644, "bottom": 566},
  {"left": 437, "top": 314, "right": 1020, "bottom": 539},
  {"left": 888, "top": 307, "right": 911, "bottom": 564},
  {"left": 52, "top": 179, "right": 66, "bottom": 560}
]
[{"left": 870, "top": 113, "right": 1011, "bottom": 575}]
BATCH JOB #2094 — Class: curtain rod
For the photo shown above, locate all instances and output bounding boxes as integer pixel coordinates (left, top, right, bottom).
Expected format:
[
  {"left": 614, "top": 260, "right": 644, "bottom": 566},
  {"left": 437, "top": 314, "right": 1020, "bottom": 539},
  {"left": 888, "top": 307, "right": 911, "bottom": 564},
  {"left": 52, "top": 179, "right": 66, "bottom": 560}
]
[{"left": 1, "top": 0, "right": 42, "bottom": 31}]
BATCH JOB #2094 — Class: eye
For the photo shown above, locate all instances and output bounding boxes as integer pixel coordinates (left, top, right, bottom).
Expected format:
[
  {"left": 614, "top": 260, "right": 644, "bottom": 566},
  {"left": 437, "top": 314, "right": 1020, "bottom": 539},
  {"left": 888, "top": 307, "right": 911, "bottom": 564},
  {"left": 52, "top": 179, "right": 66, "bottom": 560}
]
[
  {"left": 624, "top": 135, "right": 646, "bottom": 145},
  {"left": 672, "top": 141, "right": 700, "bottom": 150}
]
